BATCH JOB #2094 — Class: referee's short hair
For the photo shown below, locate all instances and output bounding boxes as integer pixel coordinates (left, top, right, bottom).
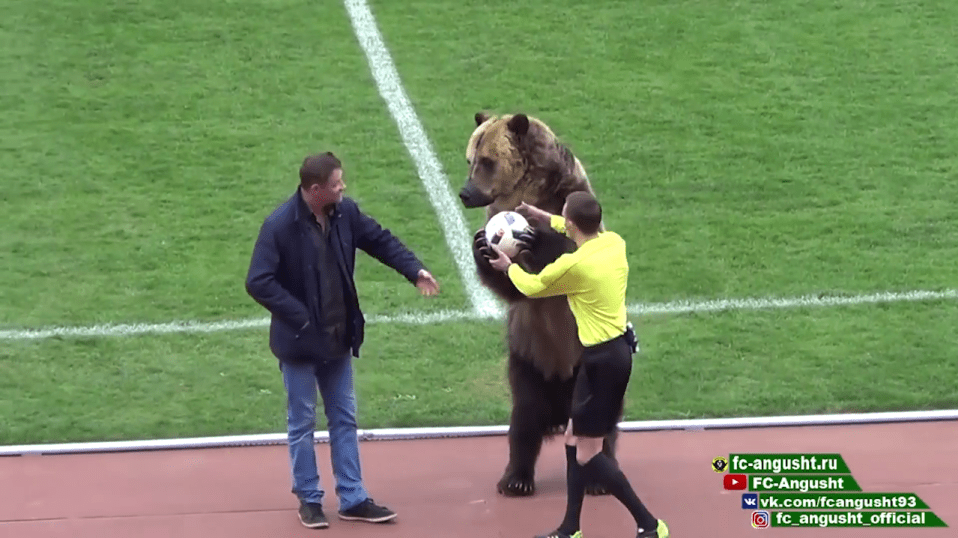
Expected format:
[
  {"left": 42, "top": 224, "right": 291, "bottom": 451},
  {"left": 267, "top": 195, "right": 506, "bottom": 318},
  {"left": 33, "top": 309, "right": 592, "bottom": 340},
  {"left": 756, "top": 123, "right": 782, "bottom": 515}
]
[{"left": 565, "top": 191, "right": 602, "bottom": 234}]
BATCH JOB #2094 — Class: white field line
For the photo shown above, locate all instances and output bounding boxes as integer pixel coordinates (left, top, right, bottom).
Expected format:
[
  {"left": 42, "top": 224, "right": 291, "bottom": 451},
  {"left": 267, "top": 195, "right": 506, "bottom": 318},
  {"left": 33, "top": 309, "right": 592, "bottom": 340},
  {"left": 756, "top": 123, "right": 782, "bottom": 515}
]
[
  {"left": 2, "top": 288, "right": 955, "bottom": 341},
  {"left": 631, "top": 288, "right": 958, "bottom": 315},
  {"left": 343, "top": 0, "right": 500, "bottom": 319},
  {"left": 4, "top": 409, "right": 958, "bottom": 455},
  {"left": 0, "top": 310, "right": 478, "bottom": 341}
]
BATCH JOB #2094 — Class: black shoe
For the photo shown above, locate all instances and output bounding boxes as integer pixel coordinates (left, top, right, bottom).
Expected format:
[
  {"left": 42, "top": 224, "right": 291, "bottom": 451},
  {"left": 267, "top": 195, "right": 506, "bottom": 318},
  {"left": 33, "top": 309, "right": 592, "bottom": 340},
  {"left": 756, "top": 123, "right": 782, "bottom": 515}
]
[
  {"left": 338, "top": 498, "right": 397, "bottom": 523},
  {"left": 298, "top": 501, "right": 329, "bottom": 529}
]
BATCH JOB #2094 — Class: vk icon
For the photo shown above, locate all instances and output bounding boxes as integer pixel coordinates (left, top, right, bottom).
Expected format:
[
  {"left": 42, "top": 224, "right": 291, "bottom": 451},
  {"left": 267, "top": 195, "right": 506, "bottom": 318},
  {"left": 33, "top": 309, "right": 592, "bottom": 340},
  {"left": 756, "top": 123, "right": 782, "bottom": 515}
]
[{"left": 741, "top": 493, "right": 758, "bottom": 509}]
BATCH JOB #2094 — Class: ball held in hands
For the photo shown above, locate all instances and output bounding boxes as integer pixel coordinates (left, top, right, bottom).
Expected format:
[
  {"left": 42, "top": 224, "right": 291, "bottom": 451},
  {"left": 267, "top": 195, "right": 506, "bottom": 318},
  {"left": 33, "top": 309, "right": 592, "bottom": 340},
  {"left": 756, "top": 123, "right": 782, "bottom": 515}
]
[{"left": 484, "top": 211, "right": 529, "bottom": 258}]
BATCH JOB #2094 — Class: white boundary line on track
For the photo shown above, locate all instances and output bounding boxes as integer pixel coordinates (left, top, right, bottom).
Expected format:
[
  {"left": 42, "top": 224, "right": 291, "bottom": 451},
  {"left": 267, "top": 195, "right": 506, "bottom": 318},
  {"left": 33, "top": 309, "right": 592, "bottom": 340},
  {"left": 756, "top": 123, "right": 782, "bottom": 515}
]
[
  {"left": 343, "top": 0, "right": 500, "bottom": 319},
  {"left": 2, "top": 288, "right": 955, "bottom": 341},
  {"left": 3, "top": 410, "right": 956, "bottom": 456}
]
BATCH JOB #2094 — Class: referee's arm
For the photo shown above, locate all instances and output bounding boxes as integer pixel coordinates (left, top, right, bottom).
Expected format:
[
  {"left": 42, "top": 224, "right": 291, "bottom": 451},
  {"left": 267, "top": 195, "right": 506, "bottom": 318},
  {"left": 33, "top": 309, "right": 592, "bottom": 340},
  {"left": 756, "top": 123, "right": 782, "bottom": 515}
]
[{"left": 506, "top": 253, "right": 582, "bottom": 298}]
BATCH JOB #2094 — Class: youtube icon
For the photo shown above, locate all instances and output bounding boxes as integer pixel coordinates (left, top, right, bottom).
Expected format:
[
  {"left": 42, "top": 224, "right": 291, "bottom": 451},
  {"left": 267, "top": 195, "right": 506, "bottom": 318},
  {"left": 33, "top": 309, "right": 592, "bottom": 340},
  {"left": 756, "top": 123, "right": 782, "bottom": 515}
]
[{"left": 723, "top": 474, "right": 747, "bottom": 490}]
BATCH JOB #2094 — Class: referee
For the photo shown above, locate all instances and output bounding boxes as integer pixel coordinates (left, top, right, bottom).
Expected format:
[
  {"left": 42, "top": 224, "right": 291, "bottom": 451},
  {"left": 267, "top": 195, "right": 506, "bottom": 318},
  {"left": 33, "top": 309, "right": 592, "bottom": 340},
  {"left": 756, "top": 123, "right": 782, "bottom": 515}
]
[{"left": 479, "top": 191, "right": 669, "bottom": 538}]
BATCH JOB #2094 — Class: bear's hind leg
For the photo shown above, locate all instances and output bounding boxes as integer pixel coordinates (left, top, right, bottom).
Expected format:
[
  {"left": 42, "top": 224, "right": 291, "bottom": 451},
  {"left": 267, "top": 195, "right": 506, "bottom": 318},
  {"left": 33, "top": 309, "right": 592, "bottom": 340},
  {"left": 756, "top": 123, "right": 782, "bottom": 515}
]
[
  {"left": 498, "top": 354, "right": 554, "bottom": 497},
  {"left": 499, "top": 402, "right": 546, "bottom": 497}
]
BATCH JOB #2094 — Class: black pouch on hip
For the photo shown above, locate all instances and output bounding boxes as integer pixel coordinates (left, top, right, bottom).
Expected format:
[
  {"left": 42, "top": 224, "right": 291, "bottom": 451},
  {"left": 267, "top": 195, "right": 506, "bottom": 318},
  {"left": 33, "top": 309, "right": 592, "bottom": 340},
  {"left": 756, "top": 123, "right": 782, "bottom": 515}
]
[{"left": 624, "top": 322, "right": 639, "bottom": 354}]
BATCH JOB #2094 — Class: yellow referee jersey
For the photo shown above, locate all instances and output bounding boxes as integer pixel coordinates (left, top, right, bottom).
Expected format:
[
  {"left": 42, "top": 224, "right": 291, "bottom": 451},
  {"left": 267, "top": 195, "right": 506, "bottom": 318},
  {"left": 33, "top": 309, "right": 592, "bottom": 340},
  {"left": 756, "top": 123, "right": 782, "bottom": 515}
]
[{"left": 506, "top": 215, "right": 628, "bottom": 346}]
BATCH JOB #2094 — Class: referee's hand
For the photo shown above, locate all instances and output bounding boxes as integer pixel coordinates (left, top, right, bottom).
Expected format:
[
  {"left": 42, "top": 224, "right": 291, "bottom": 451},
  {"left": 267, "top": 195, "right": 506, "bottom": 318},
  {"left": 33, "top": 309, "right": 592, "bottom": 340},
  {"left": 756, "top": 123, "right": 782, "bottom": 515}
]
[
  {"left": 515, "top": 202, "right": 552, "bottom": 226},
  {"left": 485, "top": 232, "right": 513, "bottom": 272}
]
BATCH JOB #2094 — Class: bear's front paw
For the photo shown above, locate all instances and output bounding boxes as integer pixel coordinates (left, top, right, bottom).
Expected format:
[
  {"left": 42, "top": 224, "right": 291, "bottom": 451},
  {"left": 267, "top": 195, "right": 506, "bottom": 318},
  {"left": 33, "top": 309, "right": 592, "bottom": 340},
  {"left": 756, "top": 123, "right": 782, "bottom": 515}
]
[
  {"left": 474, "top": 228, "right": 502, "bottom": 263},
  {"left": 513, "top": 225, "right": 539, "bottom": 251},
  {"left": 473, "top": 228, "right": 488, "bottom": 249},
  {"left": 497, "top": 471, "right": 535, "bottom": 497}
]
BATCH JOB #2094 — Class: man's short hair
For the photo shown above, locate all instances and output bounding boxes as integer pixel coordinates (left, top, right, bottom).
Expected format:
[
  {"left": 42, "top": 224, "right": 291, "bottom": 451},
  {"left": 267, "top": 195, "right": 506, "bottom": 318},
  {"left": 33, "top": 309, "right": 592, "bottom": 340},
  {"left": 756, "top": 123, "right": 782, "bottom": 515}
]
[
  {"left": 300, "top": 152, "right": 341, "bottom": 189},
  {"left": 565, "top": 191, "right": 602, "bottom": 235}
]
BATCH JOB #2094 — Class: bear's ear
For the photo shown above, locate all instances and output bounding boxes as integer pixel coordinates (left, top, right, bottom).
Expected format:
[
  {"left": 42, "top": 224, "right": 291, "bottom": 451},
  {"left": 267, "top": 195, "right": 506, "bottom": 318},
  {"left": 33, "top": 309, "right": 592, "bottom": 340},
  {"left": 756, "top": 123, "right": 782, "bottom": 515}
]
[
  {"left": 475, "top": 112, "right": 491, "bottom": 126},
  {"left": 507, "top": 113, "right": 530, "bottom": 136}
]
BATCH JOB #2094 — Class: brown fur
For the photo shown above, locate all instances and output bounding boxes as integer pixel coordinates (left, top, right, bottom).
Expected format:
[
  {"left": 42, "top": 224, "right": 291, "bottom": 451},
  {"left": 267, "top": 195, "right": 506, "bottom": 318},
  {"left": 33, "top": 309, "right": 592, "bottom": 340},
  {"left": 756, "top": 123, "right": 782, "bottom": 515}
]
[
  {"left": 465, "top": 112, "right": 593, "bottom": 379},
  {"left": 507, "top": 296, "right": 580, "bottom": 380},
  {"left": 459, "top": 111, "right": 618, "bottom": 497},
  {"left": 465, "top": 112, "right": 599, "bottom": 220}
]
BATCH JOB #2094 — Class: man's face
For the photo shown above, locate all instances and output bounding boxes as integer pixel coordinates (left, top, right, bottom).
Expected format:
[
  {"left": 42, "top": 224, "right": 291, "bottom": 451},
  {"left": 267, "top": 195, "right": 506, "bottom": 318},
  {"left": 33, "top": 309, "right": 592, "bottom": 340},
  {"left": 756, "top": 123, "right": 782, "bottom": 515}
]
[{"left": 309, "top": 168, "right": 346, "bottom": 206}]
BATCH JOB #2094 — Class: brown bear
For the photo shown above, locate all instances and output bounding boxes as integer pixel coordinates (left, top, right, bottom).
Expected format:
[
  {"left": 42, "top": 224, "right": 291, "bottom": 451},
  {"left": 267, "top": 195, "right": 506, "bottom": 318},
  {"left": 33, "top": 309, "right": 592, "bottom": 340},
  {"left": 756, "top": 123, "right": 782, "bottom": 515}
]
[{"left": 459, "top": 111, "right": 620, "bottom": 497}]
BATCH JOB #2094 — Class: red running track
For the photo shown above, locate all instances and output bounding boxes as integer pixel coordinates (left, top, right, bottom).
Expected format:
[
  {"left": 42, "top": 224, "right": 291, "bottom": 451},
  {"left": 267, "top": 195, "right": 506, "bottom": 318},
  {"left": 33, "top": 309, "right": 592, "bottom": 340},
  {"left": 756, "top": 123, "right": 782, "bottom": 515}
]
[{"left": 1, "top": 421, "right": 955, "bottom": 537}]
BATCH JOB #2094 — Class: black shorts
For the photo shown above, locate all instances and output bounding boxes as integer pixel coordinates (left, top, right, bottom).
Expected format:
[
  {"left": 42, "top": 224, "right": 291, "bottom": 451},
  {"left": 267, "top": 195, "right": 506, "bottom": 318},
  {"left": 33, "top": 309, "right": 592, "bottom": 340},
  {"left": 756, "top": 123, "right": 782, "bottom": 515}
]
[{"left": 570, "top": 333, "right": 633, "bottom": 438}]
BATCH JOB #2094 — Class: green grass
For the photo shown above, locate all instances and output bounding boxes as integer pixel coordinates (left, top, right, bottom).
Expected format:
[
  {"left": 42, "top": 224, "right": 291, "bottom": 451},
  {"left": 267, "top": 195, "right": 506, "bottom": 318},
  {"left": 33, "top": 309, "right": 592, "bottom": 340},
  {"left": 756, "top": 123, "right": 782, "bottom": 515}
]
[
  {"left": 2, "top": 0, "right": 958, "bottom": 445},
  {"left": 0, "top": 321, "right": 511, "bottom": 445},
  {"left": 4, "top": 304, "right": 957, "bottom": 445},
  {"left": 0, "top": 0, "right": 468, "bottom": 328},
  {"left": 376, "top": 0, "right": 958, "bottom": 302}
]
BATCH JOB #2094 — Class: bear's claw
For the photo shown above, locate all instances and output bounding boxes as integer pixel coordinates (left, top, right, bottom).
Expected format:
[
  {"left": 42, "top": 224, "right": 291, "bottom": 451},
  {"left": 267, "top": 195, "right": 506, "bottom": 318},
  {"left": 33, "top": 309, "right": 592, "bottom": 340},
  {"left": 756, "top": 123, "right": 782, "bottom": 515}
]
[
  {"left": 497, "top": 475, "right": 535, "bottom": 497},
  {"left": 514, "top": 226, "right": 538, "bottom": 250},
  {"left": 585, "top": 483, "right": 612, "bottom": 496},
  {"left": 474, "top": 228, "right": 498, "bottom": 261},
  {"left": 496, "top": 474, "right": 608, "bottom": 496},
  {"left": 546, "top": 425, "right": 565, "bottom": 435}
]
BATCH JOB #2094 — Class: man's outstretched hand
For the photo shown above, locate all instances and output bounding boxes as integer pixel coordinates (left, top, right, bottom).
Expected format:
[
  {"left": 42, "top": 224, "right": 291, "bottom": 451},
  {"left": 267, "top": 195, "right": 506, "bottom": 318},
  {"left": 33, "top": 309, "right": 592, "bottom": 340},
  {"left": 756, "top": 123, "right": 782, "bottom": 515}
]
[{"left": 416, "top": 269, "right": 440, "bottom": 296}]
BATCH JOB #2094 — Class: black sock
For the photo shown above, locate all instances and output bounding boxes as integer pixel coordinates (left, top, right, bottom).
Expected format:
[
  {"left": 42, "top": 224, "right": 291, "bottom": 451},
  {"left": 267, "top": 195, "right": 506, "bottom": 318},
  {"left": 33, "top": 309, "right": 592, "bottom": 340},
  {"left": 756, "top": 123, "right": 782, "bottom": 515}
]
[
  {"left": 581, "top": 452, "right": 657, "bottom": 532},
  {"left": 557, "top": 444, "right": 585, "bottom": 535}
]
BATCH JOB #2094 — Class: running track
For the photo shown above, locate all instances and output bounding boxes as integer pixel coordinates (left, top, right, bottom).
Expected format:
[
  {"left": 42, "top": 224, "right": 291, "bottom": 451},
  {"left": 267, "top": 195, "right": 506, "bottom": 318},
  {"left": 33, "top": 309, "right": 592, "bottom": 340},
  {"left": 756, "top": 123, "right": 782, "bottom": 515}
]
[{"left": 2, "top": 421, "right": 955, "bottom": 537}]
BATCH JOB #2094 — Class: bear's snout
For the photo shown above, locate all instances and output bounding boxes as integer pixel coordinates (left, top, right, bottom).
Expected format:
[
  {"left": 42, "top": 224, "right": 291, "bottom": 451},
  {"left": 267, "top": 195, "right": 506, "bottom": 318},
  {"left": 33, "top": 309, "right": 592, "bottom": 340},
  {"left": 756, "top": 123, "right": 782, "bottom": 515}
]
[{"left": 459, "top": 183, "right": 493, "bottom": 208}]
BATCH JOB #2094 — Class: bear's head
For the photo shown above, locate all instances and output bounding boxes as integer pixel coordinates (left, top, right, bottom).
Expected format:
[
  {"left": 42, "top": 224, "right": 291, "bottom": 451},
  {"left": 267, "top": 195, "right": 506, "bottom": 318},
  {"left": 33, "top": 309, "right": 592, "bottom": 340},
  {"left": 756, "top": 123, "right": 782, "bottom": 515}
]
[
  {"left": 459, "top": 111, "right": 580, "bottom": 217},
  {"left": 459, "top": 112, "right": 528, "bottom": 209}
]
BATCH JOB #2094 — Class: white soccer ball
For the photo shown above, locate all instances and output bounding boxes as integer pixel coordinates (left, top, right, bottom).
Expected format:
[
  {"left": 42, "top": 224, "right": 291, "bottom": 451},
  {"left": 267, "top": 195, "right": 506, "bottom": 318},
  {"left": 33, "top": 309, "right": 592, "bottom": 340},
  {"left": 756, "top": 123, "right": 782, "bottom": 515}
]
[{"left": 484, "top": 211, "right": 529, "bottom": 258}]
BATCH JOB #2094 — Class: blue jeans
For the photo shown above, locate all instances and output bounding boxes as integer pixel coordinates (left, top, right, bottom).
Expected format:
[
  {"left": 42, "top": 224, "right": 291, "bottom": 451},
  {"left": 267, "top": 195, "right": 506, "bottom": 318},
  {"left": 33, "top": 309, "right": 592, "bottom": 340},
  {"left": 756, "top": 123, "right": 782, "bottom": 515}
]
[{"left": 280, "top": 355, "right": 368, "bottom": 511}]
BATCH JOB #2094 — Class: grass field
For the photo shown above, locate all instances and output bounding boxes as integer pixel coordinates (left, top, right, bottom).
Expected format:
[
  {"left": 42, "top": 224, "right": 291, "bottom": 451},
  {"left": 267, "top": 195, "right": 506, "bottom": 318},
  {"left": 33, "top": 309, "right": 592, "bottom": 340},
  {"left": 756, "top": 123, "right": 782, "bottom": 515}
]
[{"left": 2, "top": 0, "right": 958, "bottom": 446}]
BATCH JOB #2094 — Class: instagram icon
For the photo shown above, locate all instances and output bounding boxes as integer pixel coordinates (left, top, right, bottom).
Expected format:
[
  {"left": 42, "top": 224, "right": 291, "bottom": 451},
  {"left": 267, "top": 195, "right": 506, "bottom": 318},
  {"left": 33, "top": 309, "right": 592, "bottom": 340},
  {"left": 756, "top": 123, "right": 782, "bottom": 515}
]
[{"left": 751, "top": 510, "right": 770, "bottom": 528}]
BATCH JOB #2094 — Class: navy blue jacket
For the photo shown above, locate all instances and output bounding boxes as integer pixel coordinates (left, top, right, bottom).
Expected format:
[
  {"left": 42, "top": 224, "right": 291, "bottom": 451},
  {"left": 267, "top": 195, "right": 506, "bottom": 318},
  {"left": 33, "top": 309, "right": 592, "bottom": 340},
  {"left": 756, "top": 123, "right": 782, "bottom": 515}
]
[{"left": 245, "top": 189, "right": 426, "bottom": 363}]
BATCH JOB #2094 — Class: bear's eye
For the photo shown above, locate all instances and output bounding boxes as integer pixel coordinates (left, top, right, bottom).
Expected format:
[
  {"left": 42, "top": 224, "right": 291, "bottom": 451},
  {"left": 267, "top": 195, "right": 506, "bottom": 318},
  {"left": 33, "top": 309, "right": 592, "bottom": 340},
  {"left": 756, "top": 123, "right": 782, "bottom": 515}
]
[{"left": 479, "top": 157, "right": 495, "bottom": 170}]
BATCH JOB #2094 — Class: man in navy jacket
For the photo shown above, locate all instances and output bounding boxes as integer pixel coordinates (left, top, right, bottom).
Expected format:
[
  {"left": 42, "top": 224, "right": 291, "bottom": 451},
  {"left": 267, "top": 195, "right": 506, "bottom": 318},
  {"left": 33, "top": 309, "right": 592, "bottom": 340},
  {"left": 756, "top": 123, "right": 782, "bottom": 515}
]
[{"left": 245, "top": 152, "right": 439, "bottom": 529}]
